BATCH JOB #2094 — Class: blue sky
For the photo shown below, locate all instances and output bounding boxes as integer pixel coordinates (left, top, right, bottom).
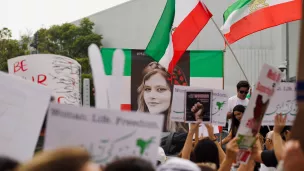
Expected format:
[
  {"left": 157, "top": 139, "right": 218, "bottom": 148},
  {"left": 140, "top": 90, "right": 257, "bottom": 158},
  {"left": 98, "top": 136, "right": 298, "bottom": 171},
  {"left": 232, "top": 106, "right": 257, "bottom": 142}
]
[{"left": 0, "top": 0, "right": 130, "bottom": 39}]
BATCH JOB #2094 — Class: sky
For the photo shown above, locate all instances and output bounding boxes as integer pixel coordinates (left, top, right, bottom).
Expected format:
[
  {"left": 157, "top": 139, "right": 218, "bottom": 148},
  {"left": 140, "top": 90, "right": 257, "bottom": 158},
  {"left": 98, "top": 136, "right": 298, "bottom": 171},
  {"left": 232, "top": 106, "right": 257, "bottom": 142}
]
[{"left": 0, "top": 0, "right": 131, "bottom": 39}]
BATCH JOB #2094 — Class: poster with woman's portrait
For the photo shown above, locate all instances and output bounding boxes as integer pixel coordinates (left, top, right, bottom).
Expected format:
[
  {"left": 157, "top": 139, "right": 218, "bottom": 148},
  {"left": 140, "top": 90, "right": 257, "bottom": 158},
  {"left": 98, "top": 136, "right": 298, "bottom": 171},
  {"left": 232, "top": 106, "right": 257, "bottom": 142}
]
[{"left": 131, "top": 50, "right": 190, "bottom": 132}]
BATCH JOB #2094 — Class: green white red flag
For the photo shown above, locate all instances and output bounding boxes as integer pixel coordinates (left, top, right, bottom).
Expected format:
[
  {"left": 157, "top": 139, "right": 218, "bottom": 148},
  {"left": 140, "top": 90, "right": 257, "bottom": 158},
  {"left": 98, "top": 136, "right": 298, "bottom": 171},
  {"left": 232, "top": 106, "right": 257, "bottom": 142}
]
[
  {"left": 145, "top": 0, "right": 212, "bottom": 73},
  {"left": 222, "top": 0, "right": 302, "bottom": 44}
]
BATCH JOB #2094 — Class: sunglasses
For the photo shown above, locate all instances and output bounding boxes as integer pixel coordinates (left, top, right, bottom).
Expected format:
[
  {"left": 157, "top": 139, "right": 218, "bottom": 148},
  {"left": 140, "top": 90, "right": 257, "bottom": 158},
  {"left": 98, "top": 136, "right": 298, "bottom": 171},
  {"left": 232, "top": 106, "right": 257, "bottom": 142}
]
[{"left": 239, "top": 91, "right": 249, "bottom": 94}]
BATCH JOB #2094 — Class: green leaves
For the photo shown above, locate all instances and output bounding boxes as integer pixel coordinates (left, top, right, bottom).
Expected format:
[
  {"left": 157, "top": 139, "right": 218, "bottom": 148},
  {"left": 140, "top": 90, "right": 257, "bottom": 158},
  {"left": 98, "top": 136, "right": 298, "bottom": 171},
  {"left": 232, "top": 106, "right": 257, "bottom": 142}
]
[
  {"left": 36, "top": 18, "right": 102, "bottom": 58},
  {"left": 0, "top": 28, "right": 30, "bottom": 72}
]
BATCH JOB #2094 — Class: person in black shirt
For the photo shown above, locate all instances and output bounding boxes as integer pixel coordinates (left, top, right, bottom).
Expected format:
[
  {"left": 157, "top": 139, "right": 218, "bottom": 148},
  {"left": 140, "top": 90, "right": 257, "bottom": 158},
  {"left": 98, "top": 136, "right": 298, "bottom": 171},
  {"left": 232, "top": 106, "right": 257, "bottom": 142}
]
[{"left": 261, "top": 150, "right": 278, "bottom": 167}]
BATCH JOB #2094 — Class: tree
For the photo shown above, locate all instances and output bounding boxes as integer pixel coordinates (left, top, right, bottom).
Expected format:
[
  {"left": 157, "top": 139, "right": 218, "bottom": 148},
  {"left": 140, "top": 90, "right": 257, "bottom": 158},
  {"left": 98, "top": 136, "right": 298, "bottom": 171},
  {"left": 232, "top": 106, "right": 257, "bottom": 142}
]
[
  {"left": 36, "top": 18, "right": 102, "bottom": 58},
  {"left": 75, "top": 57, "right": 91, "bottom": 74},
  {"left": 0, "top": 28, "right": 30, "bottom": 72}
]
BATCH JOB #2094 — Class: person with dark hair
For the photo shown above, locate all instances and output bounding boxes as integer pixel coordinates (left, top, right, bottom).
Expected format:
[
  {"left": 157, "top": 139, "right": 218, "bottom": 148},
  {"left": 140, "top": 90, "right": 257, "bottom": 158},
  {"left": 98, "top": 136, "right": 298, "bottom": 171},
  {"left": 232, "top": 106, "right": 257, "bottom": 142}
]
[
  {"left": 226, "top": 81, "right": 250, "bottom": 132},
  {"left": 192, "top": 139, "right": 220, "bottom": 169},
  {"left": 104, "top": 157, "right": 154, "bottom": 171},
  {"left": 181, "top": 123, "right": 221, "bottom": 170},
  {"left": 137, "top": 61, "right": 189, "bottom": 132},
  {"left": 221, "top": 105, "right": 245, "bottom": 145},
  {"left": 0, "top": 156, "right": 20, "bottom": 171},
  {"left": 230, "top": 105, "right": 245, "bottom": 138}
]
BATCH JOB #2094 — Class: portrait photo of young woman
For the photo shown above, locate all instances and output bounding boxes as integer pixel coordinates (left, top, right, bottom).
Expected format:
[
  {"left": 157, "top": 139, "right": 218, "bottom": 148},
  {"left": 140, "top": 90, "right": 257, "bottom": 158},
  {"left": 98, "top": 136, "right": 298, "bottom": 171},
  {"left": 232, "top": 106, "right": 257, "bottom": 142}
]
[{"left": 131, "top": 50, "right": 190, "bottom": 132}]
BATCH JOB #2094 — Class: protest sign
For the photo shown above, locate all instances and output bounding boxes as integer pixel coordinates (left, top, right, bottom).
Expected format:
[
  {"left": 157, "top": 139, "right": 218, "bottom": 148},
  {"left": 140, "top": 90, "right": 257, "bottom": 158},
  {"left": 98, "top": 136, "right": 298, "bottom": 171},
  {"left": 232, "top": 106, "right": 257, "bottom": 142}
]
[
  {"left": 0, "top": 71, "right": 52, "bottom": 162},
  {"left": 211, "top": 89, "right": 229, "bottom": 126},
  {"left": 171, "top": 85, "right": 201, "bottom": 122},
  {"left": 236, "top": 64, "right": 281, "bottom": 164},
  {"left": 7, "top": 56, "right": 27, "bottom": 79},
  {"left": 88, "top": 45, "right": 125, "bottom": 109},
  {"left": 262, "top": 82, "right": 297, "bottom": 126},
  {"left": 44, "top": 103, "right": 164, "bottom": 165},
  {"left": 185, "top": 90, "right": 212, "bottom": 123},
  {"left": 171, "top": 85, "right": 228, "bottom": 126},
  {"left": 7, "top": 54, "right": 81, "bottom": 105}
]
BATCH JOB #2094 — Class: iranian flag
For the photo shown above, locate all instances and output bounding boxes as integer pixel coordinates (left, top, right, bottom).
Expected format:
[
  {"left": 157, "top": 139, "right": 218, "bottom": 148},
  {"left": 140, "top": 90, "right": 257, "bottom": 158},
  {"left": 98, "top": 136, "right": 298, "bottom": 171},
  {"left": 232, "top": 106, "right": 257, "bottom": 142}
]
[
  {"left": 222, "top": 0, "right": 302, "bottom": 44},
  {"left": 100, "top": 49, "right": 224, "bottom": 111},
  {"left": 145, "top": 0, "right": 212, "bottom": 73}
]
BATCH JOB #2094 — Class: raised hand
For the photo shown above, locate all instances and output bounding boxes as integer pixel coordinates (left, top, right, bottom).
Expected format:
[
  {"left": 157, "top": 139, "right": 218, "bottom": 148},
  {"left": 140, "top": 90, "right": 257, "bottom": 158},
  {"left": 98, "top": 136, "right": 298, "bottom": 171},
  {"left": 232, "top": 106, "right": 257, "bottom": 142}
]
[
  {"left": 274, "top": 113, "right": 287, "bottom": 133},
  {"left": 205, "top": 124, "right": 216, "bottom": 141},
  {"left": 191, "top": 102, "right": 204, "bottom": 122},
  {"left": 225, "top": 137, "right": 239, "bottom": 161}
]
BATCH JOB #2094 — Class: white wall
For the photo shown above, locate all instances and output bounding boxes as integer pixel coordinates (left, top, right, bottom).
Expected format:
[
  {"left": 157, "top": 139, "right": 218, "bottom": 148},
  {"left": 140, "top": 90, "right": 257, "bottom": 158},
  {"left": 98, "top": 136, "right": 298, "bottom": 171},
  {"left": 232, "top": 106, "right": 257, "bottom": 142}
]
[
  {"left": 74, "top": 0, "right": 290, "bottom": 97},
  {"left": 287, "top": 21, "right": 301, "bottom": 79}
]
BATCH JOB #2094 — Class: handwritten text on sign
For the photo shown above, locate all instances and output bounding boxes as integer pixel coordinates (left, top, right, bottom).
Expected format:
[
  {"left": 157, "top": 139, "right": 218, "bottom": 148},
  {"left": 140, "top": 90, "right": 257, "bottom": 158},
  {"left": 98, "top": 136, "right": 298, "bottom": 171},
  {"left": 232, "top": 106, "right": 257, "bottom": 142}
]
[
  {"left": 44, "top": 104, "right": 164, "bottom": 165},
  {"left": 7, "top": 55, "right": 81, "bottom": 105},
  {"left": 262, "top": 83, "right": 297, "bottom": 126}
]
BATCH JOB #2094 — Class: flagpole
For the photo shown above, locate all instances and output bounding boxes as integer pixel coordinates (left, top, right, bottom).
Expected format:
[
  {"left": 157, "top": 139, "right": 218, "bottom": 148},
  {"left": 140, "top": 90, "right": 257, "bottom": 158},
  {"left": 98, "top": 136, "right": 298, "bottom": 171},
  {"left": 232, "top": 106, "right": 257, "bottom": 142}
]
[{"left": 210, "top": 17, "right": 249, "bottom": 82}]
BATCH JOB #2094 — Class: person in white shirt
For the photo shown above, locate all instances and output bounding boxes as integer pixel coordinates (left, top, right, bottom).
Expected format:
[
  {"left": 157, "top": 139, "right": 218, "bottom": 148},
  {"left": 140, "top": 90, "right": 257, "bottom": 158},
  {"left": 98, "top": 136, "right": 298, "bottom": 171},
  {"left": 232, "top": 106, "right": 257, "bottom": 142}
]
[
  {"left": 227, "top": 81, "right": 250, "bottom": 131},
  {"left": 260, "top": 131, "right": 276, "bottom": 171}
]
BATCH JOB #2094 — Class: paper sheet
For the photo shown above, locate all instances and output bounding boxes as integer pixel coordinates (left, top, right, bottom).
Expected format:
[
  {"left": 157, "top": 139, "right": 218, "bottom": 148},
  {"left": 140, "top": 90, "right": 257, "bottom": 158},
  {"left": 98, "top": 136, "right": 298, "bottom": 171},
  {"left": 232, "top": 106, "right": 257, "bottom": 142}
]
[
  {"left": 0, "top": 71, "right": 52, "bottom": 162},
  {"left": 44, "top": 103, "right": 164, "bottom": 165},
  {"left": 262, "top": 82, "right": 297, "bottom": 126}
]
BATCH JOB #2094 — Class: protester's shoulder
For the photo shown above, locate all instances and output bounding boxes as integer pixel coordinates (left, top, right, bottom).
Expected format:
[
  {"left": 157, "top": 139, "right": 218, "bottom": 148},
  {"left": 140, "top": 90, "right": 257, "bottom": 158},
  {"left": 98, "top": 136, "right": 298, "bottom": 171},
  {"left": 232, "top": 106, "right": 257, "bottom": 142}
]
[{"left": 228, "top": 95, "right": 237, "bottom": 101}]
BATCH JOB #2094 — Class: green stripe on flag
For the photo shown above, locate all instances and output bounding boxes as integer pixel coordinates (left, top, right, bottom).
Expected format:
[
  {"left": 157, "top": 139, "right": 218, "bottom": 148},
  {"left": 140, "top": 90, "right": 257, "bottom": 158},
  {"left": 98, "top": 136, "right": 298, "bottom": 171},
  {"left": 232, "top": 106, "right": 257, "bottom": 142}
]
[
  {"left": 223, "top": 0, "right": 251, "bottom": 22},
  {"left": 145, "top": 0, "right": 175, "bottom": 62},
  {"left": 190, "top": 51, "right": 223, "bottom": 77},
  {"left": 101, "top": 48, "right": 131, "bottom": 76}
]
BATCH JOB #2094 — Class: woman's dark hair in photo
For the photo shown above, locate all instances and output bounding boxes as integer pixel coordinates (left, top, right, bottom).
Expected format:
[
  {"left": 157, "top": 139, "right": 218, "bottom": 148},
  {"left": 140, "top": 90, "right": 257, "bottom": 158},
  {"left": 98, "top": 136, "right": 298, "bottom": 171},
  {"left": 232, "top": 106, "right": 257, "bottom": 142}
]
[
  {"left": 230, "top": 105, "right": 246, "bottom": 138},
  {"left": 0, "top": 156, "right": 20, "bottom": 171},
  {"left": 104, "top": 157, "right": 154, "bottom": 171},
  {"left": 192, "top": 138, "right": 220, "bottom": 169}
]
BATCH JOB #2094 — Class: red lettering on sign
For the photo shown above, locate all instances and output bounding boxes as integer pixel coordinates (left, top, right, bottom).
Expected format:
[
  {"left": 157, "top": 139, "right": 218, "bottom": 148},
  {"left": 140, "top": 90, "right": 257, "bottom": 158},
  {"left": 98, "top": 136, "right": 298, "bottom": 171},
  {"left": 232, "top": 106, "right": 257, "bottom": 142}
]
[
  {"left": 32, "top": 74, "right": 47, "bottom": 86},
  {"left": 57, "top": 96, "right": 64, "bottom": 103},
  {"left": 14, "top": 60, "right": 28, "bottom": 73},
  {"left": 256, "top": 82, "right": 274, "bottom": 96},
  {"left": 267, "top": 69, "right": 280, "bottom": 82}
]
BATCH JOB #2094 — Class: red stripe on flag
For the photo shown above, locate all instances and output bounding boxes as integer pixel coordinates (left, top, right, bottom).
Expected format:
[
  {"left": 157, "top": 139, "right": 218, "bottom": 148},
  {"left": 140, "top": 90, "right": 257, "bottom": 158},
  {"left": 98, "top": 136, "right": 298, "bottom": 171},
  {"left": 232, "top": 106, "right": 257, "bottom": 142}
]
[
  {"left": 225, "top": 0, "right": 302, "bottom": 44},
  {"left": 168, "top": 2, "right": 212, "bottom": 73},
  {"left": 121, "top": 104, "right": 131, "bottom": 111}
]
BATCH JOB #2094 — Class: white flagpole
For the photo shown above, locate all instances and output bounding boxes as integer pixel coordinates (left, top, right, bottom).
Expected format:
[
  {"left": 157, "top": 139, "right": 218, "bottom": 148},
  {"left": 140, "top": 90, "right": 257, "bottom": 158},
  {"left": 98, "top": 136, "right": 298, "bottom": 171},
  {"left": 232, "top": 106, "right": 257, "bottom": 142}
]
[{"left": 210, "top": 17, "right": 249, "bottom": 82}]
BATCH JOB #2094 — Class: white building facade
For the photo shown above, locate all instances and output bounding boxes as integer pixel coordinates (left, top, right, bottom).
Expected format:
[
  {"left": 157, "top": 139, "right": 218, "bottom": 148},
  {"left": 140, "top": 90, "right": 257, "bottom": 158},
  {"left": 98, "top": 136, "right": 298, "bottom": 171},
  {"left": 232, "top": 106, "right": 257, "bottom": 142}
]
[{"left": 73, "top": 0, "right": 300, "bottom": 96}]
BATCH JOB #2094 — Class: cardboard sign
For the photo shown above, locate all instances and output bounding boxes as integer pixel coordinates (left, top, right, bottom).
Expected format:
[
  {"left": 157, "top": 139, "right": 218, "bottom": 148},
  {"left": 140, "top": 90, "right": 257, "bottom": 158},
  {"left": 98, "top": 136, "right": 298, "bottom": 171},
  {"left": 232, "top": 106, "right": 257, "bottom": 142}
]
[
  {"left": 171, "top": 86, "right": 202, "bottom": 122},
  {"left": 262, "top": 83, "right": 297, "bottom": 126},
  {"left": 7, "top": 54, "right": 81, "bottom": 105},
  {"left": 212, "top": 89, "right": 229, "bottom": 126},
  {"left": 44, "top": 103, "right": 164, "bottom": 165},
  {"left": 236, "top": 64, "right": 282, "bottom": 164},
  {"left": 0, "top": 71, "right": 52, "bottom": 162}
]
